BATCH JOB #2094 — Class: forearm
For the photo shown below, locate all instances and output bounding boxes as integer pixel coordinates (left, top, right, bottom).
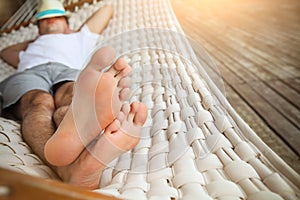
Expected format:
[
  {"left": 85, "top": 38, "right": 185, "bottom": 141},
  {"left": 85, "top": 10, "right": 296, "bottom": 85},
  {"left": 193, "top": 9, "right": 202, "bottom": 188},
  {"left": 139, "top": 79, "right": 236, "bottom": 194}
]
[
  {"left": 0, "top": 47, "right": 20, "bottom": 69},
  {"left": 0, "top": 40, "right": 32, "bottom": 69},
  {"left": 85, "top": 5, "right": 114, "bottom": 34}
]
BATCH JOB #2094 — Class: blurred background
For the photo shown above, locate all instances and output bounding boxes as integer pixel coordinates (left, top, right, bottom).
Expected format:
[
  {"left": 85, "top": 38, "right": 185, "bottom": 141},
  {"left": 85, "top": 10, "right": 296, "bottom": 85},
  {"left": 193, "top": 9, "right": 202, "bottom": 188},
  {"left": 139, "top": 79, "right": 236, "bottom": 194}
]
[{"left": 0, "top": 0, "right": 27, "bottom": 27}]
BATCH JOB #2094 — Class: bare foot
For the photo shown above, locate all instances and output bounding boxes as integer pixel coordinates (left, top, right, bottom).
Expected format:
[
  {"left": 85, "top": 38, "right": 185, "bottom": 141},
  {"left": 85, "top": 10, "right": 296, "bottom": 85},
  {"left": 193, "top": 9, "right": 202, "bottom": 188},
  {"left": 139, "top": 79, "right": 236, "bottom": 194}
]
[
  {"left": 44, "top": 46, "right": 131, "bottom": 166},
  {"left": 57, "top": 102, "right": 148, "bottom": 189}
]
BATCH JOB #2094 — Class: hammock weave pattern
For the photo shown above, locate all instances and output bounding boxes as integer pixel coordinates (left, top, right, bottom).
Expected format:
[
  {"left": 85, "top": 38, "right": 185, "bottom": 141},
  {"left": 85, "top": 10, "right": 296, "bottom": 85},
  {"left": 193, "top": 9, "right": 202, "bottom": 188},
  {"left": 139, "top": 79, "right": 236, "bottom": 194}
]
[{"left": 0, "top": 0, "right": 299, "bottom": 199}]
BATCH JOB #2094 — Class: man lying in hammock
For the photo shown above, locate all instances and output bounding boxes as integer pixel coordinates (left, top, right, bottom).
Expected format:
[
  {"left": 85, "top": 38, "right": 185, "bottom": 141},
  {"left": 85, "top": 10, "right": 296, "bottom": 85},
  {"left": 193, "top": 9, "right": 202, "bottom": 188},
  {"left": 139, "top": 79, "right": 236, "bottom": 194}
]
[{"left": 0, "top": 0, "right": 147, "bottom": 189}]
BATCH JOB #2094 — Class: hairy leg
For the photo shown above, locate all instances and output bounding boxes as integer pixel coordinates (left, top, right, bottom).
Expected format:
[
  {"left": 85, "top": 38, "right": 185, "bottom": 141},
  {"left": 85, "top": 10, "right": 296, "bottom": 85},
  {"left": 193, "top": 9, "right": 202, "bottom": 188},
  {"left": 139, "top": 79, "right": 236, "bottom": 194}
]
[
  {"left": 44, "top": 47, "right": 131, "bottom": 166},
  {"left": 16, "top": 90, "right": 56, "bottom": 163},
  {"left": 57, "top": 102, "right": 148, "bottom": 189},
  {"left": 53, "top": 82, "right": 74, "bottom": 127}
]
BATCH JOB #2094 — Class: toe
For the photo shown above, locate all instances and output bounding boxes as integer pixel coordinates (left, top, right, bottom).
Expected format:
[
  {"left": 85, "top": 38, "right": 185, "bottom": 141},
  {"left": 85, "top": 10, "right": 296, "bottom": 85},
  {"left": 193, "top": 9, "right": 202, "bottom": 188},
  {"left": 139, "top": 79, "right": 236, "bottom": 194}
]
[
  {"left": 118, "top": 77, "right": 130, "bottom": 88},
  {"left": 119, "top": 88, "right": 130, "bottom": 101},
  {"left": 107, "top": 58, "right": 125, "bottom": 75},
  {"left": 118, "top": 77, "right": 131, "bottom": 100},
  {"left": 108, "top": 58, "right": 132, "bottom": 78},
  {"left": 116, "top": 63, "right": 131, "bottom": 78},
  {"left": 132, "top": 103, "right": 148, "bottom": 126},
  {"left": 126, "top": 103, "right": 137, "bottom": 122},
  {"left": 117, "top": 110, "right": 125, "bottom": 122},
  {"left": 121, "top": 103, "right": 130, "bottom": 115}
]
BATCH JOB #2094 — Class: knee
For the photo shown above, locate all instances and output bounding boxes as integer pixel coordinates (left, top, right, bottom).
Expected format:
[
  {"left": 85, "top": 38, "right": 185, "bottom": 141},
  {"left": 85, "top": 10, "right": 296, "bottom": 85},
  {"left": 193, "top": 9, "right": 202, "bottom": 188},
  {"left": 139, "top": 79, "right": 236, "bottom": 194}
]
[{"left": 20, "top": 90, "right": 55, "bottom": 111}]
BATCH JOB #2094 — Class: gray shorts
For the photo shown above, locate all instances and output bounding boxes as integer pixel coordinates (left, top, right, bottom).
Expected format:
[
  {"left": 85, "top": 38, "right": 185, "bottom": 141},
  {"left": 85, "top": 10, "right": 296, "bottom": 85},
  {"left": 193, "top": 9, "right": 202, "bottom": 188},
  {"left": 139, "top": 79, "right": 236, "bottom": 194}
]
[{"left": 0, "top": 62, "right": 80, "bottom": 109}]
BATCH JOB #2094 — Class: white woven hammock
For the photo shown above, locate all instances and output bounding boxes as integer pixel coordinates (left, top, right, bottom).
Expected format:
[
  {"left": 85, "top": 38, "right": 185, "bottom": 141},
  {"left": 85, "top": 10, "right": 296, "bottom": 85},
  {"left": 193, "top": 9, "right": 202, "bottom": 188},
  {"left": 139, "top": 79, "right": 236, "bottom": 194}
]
[{"left": 0, "top": 0, "right": 299, "bottom": 199}]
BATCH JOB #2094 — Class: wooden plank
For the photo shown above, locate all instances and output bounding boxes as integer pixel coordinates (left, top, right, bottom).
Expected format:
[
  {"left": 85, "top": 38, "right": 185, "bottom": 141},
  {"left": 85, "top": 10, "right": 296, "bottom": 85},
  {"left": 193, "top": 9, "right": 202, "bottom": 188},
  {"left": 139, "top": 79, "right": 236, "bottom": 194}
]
[
  {"left": 271, "top": 80, "right": 300, "bottom": 109},
  {"left": 233, "top": 83, "right": 300, "bottom": 155},
  {"left": 187, "top": 20, "right": 300, "bottom": 102},
  {"left": 248, "top": 81, "right": 300, "bottom": 129},
  {"left": 190, "top": 0, "right": 300, "bottom": 65},
  {"left": 227, "top": 0, "right": 300, "bottom": 38},
  {"left": 224, "top": 15, "right": 300, "bottom": 63},
  {"left": 287, "top": 78, "right": 300, "bottom": 95},
  {"left": 188, "top": 29, "right": 260, "bottom": 83},
  {"left": 194, "top": 18, "right": 300, "bottom": 124},
  {"left": 191, "top": 20, "right": 300, "bottom": 82},
  {"left": 206, "top": 20, "right": 300, "bottom": 105},
  {"left": 223, "top": 26, "right": 300, "bottom": 71},
  {"left": 191, "top": 30, "right": 300, "bottom": 125},
  {"left": 0, "top": 167, "right": 117, "bottom": 200},
  {"left": 235, "top": 11, "right": 300, "bottom": 39},
  {"left": 233, "top": 4, "right": 300, "bottom": 43},
  {"left": 205, "top": 29, "right": 300, "bottom": 125}
]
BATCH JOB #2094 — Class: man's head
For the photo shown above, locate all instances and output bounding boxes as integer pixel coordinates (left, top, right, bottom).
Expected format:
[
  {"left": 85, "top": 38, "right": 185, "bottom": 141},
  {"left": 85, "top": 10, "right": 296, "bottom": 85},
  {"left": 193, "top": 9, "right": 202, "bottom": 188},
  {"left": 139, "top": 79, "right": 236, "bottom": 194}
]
[{"left": 35, "top": 0, "right": 70, "bottom": 35}]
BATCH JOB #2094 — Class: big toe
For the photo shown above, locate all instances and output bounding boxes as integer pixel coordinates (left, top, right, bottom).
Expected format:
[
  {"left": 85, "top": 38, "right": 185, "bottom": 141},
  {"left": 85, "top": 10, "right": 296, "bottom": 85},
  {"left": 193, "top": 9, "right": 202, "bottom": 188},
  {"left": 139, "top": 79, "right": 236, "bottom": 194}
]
[
  {"left": 88, "top": 46, "right": 116, "bottom": 71},
  {"left": 130, "top": 102, "right": 148, "bottom": 127}
]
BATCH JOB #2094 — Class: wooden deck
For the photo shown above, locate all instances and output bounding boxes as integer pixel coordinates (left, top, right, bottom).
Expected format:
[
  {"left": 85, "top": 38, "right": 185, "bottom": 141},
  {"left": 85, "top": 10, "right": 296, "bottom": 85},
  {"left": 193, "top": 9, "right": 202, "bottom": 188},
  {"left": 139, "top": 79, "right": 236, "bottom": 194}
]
[{"left": 171, "top": 0, "right": 300, "bottom": 173}]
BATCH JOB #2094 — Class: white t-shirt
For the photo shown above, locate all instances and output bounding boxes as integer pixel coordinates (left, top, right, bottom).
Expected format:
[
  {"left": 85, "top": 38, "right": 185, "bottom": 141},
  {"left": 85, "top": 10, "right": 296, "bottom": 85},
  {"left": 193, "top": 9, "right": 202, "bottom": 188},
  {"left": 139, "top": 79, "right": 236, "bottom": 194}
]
[{"left": 18, "top": 25, "right": 99, "bottom": 72}]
